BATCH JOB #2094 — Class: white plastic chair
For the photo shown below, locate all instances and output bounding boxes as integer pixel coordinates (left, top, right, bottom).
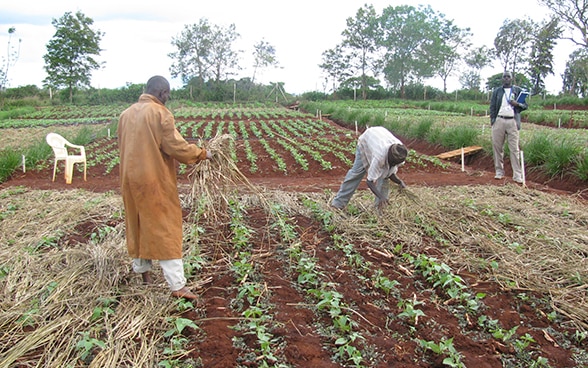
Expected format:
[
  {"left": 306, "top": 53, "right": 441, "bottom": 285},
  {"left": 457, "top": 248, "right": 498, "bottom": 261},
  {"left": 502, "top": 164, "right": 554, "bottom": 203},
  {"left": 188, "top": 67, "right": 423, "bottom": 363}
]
[{"left": 46, "top": 133, "right": 87, "bottom": 184}]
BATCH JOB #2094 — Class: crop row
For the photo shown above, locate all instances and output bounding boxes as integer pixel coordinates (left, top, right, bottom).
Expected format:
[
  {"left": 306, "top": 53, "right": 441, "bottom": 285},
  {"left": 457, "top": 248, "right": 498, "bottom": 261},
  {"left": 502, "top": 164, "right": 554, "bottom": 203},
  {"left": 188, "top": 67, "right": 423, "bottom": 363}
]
[
  {"left": 58, "top": 118, "right": 444, "bottom": 179},
  {"left": 36, "top": 118, "right": 356, "bottom": 178},
  {"left": 181, "top": 194, "right": 556, "bottom": 366},
  {"left": 302, "top": 101, "right": 588, "bottom": 183}
]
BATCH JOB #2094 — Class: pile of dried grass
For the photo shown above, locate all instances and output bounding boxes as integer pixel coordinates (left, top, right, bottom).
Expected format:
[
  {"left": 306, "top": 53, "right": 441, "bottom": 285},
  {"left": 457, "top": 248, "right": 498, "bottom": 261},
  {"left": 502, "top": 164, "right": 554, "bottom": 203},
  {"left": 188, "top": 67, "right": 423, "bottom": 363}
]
[
  {"left": 0, "top": 188, "right": 179, "bottom": 367},
  {"left": 188, "top": 134, "right": 264, "bottom": 222},
  {"left": 1, "top": 181, "right": 586, "bottom": 366},
  {"left": 316, "top": 184, "right": 588, "bottom": 329}
]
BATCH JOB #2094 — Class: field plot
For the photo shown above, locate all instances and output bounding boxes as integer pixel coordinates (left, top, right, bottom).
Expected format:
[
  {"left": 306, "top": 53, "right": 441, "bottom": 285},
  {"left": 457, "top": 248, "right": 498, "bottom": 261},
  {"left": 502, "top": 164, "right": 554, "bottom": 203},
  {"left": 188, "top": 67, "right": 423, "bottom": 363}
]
[{"left": 0, "top": 105, "right": 587, "bottom": 367}]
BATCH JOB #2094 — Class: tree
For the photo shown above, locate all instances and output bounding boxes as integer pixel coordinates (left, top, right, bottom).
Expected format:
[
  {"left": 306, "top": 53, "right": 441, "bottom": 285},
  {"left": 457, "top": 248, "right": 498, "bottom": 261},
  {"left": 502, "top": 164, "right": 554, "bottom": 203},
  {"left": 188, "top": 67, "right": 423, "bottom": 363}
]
[
  {"left": 379, "top": 5, "right": 445, "bottom": 98},
  {"left": 528, "top": 18, "right": 562, "bottom": 95},
  {"left": 486, "top": 72, "right": 532, "bottom": 91},
  {"left": 340, "top": 4, "right": 380, "bottom": 100},
  {"left": 562, "top": 48, "right": 588, "bottom": 96},
  {"left": 209, "top": 23, "right": 241, "bottom": 84},
  {"left": 1, "top": 27, "right": 21, "bottom": 91},
  {"left": 493, "top": 18, "right": 535, "bottom": 84},
  {"left": 169, "top": 18, "right": 241, "bottom": 92},
  {"left": 251, "top": 39, "right": 279, "bottom": 84},
  {"left": 169, "top": 19, "right": 212, "bottom": 88},
  {"left": 43, "top": 11, "right": 104, "bottom": 103},
  {"left": 538, "top": 0, "right": 588, "bottom": 48},
  {"left": 319, "top": 45, "right": 353, "bottom": 94},
  {"left": 435, "top": 19, "right": 472, "bottom": 93},
  {"left": 459, "top": 46, "right": 493, "bottom": 91}
]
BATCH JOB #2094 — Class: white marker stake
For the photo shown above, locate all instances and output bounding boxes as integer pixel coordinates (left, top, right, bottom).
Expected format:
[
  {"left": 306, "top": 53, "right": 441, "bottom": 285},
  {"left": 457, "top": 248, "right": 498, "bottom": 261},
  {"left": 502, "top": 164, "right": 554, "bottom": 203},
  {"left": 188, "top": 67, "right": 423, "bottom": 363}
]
[
  {"left": 520, "top": 150, "right": 526, "bottom": 186},
  {"left": 108, "top": 128, "right": 111, "bottom": 138},
  {"left": 461, "top": 147, "right": 465, "bottom": 172},
  {"left": 22, "top": 155, "right": 26, "bottom": 173},
  {"left": 355, "top": 121, "right": 358, "bottom": 136}
]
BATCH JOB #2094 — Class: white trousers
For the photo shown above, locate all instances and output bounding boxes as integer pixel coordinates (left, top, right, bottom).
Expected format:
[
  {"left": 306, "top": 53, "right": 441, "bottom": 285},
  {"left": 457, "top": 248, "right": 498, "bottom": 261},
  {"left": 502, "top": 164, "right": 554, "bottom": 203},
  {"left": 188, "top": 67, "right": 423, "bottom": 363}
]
[{"left": 133, "top": 258, "right": 186, "bottom": 292}]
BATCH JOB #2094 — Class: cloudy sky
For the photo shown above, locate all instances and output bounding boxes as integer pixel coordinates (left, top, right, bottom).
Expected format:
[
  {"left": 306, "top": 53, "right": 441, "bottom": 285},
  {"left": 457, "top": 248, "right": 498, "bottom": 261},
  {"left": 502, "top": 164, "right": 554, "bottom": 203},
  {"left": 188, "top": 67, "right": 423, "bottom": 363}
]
[{"left": 0, "top": 0, "right": 576, "bottom": 95}]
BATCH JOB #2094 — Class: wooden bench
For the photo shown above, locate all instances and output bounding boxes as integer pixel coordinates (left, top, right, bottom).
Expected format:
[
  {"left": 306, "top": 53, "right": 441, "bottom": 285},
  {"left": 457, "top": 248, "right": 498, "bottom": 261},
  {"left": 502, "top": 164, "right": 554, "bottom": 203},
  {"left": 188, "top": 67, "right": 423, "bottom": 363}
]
[{"left": 436, "top": 146, "right": 483, "bottom": 160}]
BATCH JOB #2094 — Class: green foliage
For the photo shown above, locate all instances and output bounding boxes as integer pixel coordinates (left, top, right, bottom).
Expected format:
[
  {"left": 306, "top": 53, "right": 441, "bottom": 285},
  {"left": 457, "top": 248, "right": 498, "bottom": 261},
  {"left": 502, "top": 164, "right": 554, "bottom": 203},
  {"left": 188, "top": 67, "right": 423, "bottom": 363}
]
[
  {"left": 0, "top": 148, "right": 21, "bottom": 182},
  {"left": 410, "top": 118, "right": 433, "bottom": 139},
  {"left": 439, "top": 125, "right": 480, "bottom": 149},
  {"left": 76, "top": 331, "right": 106, "bottom": 362},
  {"left": 0, "top": 106, "right": 36, "bottom": 120},
  {"left": 573, "top": 151, "right": 588, "bottom": 181},
  {"left": 164, "top": 317, "right": 199, "bottom": 337},
  {"left": 43, "top": 11, "right": 104, "bottom": 103},
  {"left": 169, "top": 18, "right": 240, "bottom": 87},
  {"left": 90, "top": 297, "right": 116, "bottom": 322},
  {"left": 523, "top": 132, "right": 551, "bottom": 166},
  {"left": 379, "top": 5, "right": 450, "bottom": 97},
  {"left": 419, "top": 337, "right": 465, "bottom": 368},
  {"left": 543, "top": 140, "right": 582, "bottom": 178},
  {"left": 397, "top": 298, "right": 426, "bottom": 324},
  {"left": 1, "top": 85, "right": 47, "bottom": 101},
  {"left": 562, "top": 48, "right": 588, "bottom": 97}
]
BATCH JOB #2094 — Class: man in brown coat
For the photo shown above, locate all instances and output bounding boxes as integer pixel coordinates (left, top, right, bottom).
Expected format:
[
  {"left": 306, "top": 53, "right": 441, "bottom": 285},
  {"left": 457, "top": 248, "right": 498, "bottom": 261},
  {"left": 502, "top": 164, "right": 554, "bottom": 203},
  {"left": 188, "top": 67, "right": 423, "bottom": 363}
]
[{"left": 118, "top": 75, "right": 210, "bottom": 300}]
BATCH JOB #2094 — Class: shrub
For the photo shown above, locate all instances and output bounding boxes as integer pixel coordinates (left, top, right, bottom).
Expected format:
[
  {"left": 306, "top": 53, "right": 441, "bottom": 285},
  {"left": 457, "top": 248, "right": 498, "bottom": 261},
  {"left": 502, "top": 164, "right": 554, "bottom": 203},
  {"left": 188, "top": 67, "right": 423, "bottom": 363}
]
[
  {"left": 0, "top": 149, "right": 22, "bottom": 182},
  {"left": 411, "top": 119, "right": 434, "bottom": 140},
  {"left": 573, "top": 151, "right": 588, "bottom": 181},
  {"left": 523, "top": 132, "right": 551, "bottom": 166},
  {"left": 439, "top": 125, "right": 480, "bottom": 149},
  {"left": 544, "top": 140, "right": 582, "bottom": 178}
]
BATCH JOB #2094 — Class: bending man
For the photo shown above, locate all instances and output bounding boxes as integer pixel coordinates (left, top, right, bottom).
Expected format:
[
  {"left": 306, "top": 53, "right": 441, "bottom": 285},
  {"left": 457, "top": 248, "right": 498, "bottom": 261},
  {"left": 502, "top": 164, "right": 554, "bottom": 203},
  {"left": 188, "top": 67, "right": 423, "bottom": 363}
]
[{"left": 331, "top": 126, "right": 408, "bottom": 212}]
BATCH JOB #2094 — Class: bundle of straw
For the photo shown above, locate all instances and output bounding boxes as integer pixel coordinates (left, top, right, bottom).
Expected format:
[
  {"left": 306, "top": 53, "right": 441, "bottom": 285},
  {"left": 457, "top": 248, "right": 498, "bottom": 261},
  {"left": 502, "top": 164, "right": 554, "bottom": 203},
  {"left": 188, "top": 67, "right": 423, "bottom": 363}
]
[{"left": 188, "top": 134, "right": 261, "bottom": 221}]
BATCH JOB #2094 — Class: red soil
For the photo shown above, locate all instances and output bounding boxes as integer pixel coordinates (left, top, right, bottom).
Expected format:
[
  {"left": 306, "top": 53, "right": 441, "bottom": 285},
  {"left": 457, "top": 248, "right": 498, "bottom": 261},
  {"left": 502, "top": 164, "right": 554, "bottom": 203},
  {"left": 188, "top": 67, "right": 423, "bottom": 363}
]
[{"left": 1, "top": 120, "right": 586, "bottom": 367}]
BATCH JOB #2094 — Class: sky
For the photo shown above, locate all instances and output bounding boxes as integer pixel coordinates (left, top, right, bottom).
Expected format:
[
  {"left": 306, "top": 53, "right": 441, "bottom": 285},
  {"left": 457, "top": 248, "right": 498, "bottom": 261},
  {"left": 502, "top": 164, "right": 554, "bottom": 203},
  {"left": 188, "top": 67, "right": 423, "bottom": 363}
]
[{"left": 0, "top": 0, "right": 578, "bottom": 95}]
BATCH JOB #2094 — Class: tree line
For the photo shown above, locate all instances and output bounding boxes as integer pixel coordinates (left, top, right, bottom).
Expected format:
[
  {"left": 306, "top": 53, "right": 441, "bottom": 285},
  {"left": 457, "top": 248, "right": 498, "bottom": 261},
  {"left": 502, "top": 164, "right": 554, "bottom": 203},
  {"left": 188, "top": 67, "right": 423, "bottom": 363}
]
[
  {"left": 2, "top": 1, "right": 588, "bottom": 104},
  {"left": 320, "top": 2, "right": 588, "bottom": 99}
]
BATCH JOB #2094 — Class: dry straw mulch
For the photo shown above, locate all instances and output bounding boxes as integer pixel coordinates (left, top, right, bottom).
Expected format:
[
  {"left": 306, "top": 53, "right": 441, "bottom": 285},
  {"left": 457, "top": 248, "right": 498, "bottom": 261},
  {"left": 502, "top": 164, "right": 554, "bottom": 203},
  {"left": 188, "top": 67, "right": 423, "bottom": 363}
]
[
  {"left": 188, "top": 133, "right": 266, "bottom": 221},
  {"left": 327, "top": 185, "right": 588, "bottom": 329},
  {"left": 0, "top": 181, "right": 586, "bottom": 366},
  {"left": 0, "top": 188, "right": 181, "bottom": 367}
]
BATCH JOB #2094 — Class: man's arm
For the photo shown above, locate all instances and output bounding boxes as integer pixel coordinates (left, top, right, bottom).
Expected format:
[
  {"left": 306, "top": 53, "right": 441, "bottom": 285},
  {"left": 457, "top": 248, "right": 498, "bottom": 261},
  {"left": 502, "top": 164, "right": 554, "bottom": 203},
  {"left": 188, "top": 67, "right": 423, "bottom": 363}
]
[
  {"left": 489, "top": 88, "right": 499, "bottom": 124},
  {"left": 389, "top": 173, "right": 406, "bottom": 189},
  {"left": 366, "top": 180, "right": 388, "bottom": 203},
  {"left": 366, "top": 173, "right": 406, "bottom": 201}
]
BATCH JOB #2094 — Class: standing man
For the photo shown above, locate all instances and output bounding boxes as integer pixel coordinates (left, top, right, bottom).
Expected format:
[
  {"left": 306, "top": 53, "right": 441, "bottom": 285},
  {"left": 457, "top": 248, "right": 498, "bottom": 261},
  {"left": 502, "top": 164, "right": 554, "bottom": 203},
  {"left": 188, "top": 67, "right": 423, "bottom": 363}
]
[
  {"left": 489, "top": 71, "right": 528, "bottom": 183},
  {"left": 118, "top": 75, "right": 211, "bottom": 301},
  {"left": 331, "top": 126, "right": 408, "bottom": 212}
]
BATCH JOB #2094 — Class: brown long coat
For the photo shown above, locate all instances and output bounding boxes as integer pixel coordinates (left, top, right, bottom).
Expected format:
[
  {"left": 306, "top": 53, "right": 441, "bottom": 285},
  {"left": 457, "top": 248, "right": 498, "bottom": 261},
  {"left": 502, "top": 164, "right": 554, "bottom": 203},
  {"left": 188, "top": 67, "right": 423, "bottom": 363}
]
[{"left": 118, "top": 94, "right": 207, "bottom": 260}]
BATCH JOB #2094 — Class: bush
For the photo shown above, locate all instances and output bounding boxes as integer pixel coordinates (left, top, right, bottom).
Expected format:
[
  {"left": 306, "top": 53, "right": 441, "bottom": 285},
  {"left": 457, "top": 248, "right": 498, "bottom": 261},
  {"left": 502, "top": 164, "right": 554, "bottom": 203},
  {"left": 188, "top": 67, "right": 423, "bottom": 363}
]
[
  {"left": 0, "top": 149, "right": 22, "bottom": 183},
  {"left": 523, "top": 133, "right": 551, "bottom": 166},
  {"left": 439, "top": 126, "right": 480, "bottom": 150},
  {"left": 573, "top": 151, "right": 588, "bottom": 181},
  {"left": 0, "top": 106, "right": 36, "bottom": 120},
  {"left": 411, "top": 119, "right": 434, "bottom": 140},
  {"left": 544, "top": 140, "right": 582, "bottom": 178}
]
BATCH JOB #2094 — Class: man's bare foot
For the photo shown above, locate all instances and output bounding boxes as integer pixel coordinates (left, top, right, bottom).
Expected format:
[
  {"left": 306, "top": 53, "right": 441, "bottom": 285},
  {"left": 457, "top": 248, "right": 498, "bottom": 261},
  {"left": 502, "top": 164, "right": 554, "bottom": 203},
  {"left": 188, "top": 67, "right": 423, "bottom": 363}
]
[
  {"left": 171, "top": 286, "right": 199, "bottom": 300},
  {"left": 141, "top": 271, "right": 153, "bottom": 285}
]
